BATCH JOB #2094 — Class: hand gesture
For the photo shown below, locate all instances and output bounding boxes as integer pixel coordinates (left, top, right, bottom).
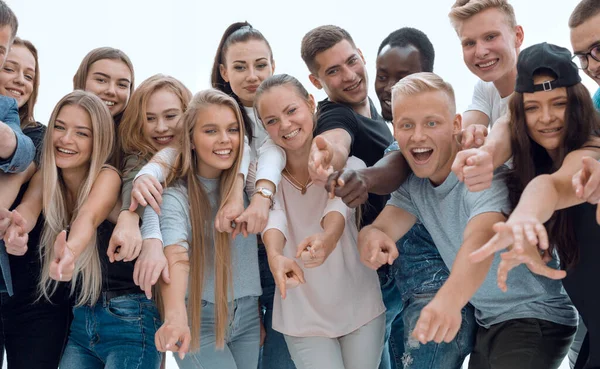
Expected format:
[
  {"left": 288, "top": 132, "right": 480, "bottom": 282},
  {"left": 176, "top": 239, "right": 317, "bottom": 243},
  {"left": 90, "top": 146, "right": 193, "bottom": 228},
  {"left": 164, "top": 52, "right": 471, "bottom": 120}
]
[
  {"left": 296, "top": 232, "right": 336, "bottom": 268},
  {"left": 215, "top": 195, "right": 245, "bottom": 235},
  {"left": 325, "top": 169, "right": 369, "bottom": 208},
  {"left": 4, "top": 210, "right": 28, "bottom": 256},
  {"left": 49, "top": 230, "right": 75, "bottom": 281},
  {"left": 108, "top": 213, "right": 142, "bottom": 263},
  {"left": 133, "top": 239, "right": 170, "bottom": 299},
  {"left": 452, "top": 148, "right": 494, "bottom": 192},
  {"left": 268, "top": 254, "right": 305, "bottom": 299},
  {"left": 0, "top": 208, "right": 11, "bottom": 239},
  {"left": 130, "top": 174, "right": 163, "bottom": 214},
  {"left": 572, "top": 156, "right": 600, "bottom": 224},
  {"left": 412, "top": 293, "right": 463, "bottom": 344},
  {"left": 357, "top": 226, "right": 398, "bottom": 270},
  {"left": 155, "top": 318, "right": 191, "bottom": 360},
  {"left": 308, "top": 136, "right": 334, "bottom": 186},
  {"left": 456, "top": 124, "right": 488, "bottom": 149},
  {"left": 234, "top": 194, "right": 270, "bottom": 236}
]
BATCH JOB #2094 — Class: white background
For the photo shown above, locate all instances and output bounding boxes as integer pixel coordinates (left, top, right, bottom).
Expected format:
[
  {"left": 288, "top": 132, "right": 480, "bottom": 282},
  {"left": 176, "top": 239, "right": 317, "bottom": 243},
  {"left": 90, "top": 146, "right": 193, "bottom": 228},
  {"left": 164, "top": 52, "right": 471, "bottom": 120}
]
[{"left": 4, "top": 0, "right": 591, "bottom": 368}]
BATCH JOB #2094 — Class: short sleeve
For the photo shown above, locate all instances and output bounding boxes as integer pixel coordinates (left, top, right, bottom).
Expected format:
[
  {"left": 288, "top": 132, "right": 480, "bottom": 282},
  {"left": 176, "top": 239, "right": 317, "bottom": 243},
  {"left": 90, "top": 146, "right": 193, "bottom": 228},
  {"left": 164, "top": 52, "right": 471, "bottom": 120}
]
[
  {"left": 239, "top": 135, "right": 251, "bottom": 180},
  {"left": 315, "top": 100, "right": 359, "bottom": 146},
  {"left": 0, "top": 98, "right": 34, "bottom": 173},
  {"left": 135, "top": 147, "right": 178, "bottom": 183},
  {"left": 387, "top": 178, "right": 419, "bottom": 218},
  {"left": 466, "top": 80, "right": 492, "bottom": 124},
  {"left": 256, "top": 136, "right": 285, "bottom": 191},
  {"left": 466, "top": 167, "right": 511, "bottom": 222},
  {"left": 159, "top": 187, "right": 190, "bottom": 249}
]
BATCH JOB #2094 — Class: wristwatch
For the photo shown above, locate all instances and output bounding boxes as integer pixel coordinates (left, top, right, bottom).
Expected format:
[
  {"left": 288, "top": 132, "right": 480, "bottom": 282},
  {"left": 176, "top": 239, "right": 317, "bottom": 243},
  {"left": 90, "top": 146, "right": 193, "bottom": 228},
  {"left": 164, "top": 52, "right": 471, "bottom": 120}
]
[{"left": 253, "top": 187, "right": 275, "bottom": 209}]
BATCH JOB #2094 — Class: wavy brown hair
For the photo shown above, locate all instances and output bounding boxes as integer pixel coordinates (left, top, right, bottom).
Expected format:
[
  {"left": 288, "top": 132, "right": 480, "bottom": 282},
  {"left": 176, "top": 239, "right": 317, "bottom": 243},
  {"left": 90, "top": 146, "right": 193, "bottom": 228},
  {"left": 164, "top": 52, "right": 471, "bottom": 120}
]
[
  {"left": 9, "top": 38, "right": 39, "bottom": 129},
  {"left": 507, "top": 72, "right": 600, "bottom": 269},
  {"left": 164, "top": 89, "right": 244, "bottom": 351}
]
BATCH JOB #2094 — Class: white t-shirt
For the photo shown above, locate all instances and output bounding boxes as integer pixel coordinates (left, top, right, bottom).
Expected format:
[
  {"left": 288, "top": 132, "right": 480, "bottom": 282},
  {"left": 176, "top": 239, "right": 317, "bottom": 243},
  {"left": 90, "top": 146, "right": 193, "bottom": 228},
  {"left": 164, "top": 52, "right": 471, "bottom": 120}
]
[{"left": 466, "top": 80, "right": 511, "bottom": 128}]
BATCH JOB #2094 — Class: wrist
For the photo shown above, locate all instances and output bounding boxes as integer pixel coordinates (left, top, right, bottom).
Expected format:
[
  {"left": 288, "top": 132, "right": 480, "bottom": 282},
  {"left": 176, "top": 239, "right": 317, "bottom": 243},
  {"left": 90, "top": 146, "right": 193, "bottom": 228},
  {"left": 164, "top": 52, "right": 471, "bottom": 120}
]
[
  {"left": 252, "top": 187, "right": 274, "bottom": 209},
  {"left": 438, "top": 282, "right": 469, "bottom": 310}
]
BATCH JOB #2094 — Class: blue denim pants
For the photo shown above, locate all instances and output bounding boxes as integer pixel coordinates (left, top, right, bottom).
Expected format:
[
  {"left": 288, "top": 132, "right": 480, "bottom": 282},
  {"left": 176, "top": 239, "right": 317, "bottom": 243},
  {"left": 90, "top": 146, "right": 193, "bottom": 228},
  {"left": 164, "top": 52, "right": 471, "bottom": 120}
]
[
  {"left": 379, "top": 223, "right": 476, "bottom": 369},
  {"left": 60, "top": 292, "right": 161, "bottom": 369},
  {"left": 175, "top": 296, "right": 261, "bottom": 369}
]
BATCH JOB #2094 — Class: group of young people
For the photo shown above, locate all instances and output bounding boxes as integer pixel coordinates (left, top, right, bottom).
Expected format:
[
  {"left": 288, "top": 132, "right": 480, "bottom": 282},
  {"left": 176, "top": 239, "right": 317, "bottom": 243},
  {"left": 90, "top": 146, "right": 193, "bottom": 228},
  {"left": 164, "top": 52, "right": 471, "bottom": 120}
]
[{"left": 0, "top": 0, "right": 599, "bottom": 368}]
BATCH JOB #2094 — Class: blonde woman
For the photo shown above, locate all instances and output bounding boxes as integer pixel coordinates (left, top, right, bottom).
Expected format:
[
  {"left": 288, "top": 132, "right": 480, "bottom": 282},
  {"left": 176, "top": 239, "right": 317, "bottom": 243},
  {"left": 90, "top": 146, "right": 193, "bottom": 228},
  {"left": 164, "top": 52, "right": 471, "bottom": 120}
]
[
  {"left": 4, "top": 90, "right": 161, "bottom": 369},
  {"left": 118, "top": 74, "right": 192, "bottom": 298},
  {"left": 153, "top": 89, "right": 261, "bottom": 369}
]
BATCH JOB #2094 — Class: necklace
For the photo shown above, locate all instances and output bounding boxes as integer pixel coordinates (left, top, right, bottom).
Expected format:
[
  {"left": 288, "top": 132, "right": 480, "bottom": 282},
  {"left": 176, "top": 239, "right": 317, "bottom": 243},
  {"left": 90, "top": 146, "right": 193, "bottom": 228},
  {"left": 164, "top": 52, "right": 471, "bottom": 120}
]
[{"left": 283, "top": 167, "right": 311, "bottom": 195}]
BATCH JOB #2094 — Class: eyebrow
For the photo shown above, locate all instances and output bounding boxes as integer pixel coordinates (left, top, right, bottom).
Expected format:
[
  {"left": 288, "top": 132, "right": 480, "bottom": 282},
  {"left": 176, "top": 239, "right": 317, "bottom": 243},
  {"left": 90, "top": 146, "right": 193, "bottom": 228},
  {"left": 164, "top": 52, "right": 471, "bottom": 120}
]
[
  {"left": 574, "top": 40, "right": 600, "bottom": 54},
  {"left": 324, "top": 54, "right": 357, "bottom": 74},
  {"left": 232, "top": 57, "right": 268, "bottom": 64},
  {"left": 147, "top": 108, "right": 181, "bottom": 115},
  {"left": 55, "top": 119, "right": 93, "bottom": 132},
  {"left": 92, "top": 72, "right": 131, "bottom": 85}
]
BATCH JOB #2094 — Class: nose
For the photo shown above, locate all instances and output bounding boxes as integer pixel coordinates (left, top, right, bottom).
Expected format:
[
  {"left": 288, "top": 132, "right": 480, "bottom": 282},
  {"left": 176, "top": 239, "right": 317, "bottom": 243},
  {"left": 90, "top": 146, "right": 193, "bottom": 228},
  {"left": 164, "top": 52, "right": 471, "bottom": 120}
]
[
  {"left": 475, "top": 42, "right": 489, "bottom": 59},
  {"left": 540, "top": 105, "right": 554, "bottom": 124},
  {"left": 219, "top": 129, "right": 231, "bottom": 143},
  {"left": 341, "top": 65, "right": 356, "bottom": 82},
  {"left": 59, "top": 129, "right": 74, "bottom": 145},
  {"left": 155, "top": 118, "right": 168, "bottom": 133},
  {"left": 104, "top": 82, "right": 117, "bottom": 97},
  {"left": 13, "top": 71, "right": 25, "bottom": 86},
  {"left": 411, "top": 124, "right": 427, "bottom": 142},
  {"left": 246, "top": 67, "right": 259, "bottom": 82}
]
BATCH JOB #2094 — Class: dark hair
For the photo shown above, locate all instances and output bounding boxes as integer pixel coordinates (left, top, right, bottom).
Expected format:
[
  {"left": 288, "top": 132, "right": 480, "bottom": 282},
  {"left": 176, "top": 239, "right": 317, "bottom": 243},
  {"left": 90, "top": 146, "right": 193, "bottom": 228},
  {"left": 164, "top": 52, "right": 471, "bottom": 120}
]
[
  {"left": 211, "top": 22, "right": 274, "bottom": 144},
  {"left": 254, "top": 74, "right": 311, "bottom": 118},
  {"left": 0, "top": 0, "right": 17, "bottom": 41},
  {"left": 301, "top": 25, "right": 356, "bottom": 75},
  {"left": 569, "top": 0, "right": 600, "bottom": 28},
  {"left": 506, "top": 71, "right": 600, "bottom": 269},
  {"left": 11, "top": 37, "right": 39, "bottom": 129},
  {"left": 377, "top": 27, "right": 435, "bottom": 72}
]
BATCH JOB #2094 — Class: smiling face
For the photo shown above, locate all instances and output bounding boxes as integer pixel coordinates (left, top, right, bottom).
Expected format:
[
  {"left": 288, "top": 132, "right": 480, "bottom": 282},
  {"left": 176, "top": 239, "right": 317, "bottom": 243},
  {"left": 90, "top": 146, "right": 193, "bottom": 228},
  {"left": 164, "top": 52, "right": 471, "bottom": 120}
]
[
  {"left": 457, "top": 8, "right": 522, "bottom": 83},
  {"left": 193, "top": 104, "right": 241, "bottom": 179},
  {"left": 257, "top": 84, "right": 316, "bottom": 153},
  {"left": 0, "top": 44, "right": 35, "bottom": 108},
  {"left": 375, "top": 44, "right": 424, "bottom": 121},
  {"left": 220, "top": 39, "right": 274, "bottom": 107},
  {"left": 142, "top": 87, "right": 184, "bottom": 150},
  {"left": 310, "top": 40, "right": 368, "bottom": 107},
  {"left": 570, "top": 12, "right": 600, "bottom": 86},
  {"left": 393, "top": 90, "right": 461, "bottom": 185},
  {"left": 52, "top": 104, "right": 94, "bottom": 173},
  {"left": 522, "top": 75, "right": 568, "bottom": 159},
  {"left": 84, "top": 58, "right": 133, "bottom": 117}
]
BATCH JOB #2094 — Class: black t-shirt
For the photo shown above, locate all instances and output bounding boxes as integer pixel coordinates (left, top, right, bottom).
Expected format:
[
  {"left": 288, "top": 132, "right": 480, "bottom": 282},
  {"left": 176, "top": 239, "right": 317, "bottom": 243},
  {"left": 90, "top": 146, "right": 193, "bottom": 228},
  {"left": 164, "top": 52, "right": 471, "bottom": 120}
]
[
  {"left": 563, "top": 203, "right": 600, "bottom": 369},
  {"left": 96, "top": 220, "right": 140, "bottom": 292},
  {"left": 315, "top": 98, "right": 394, "bottom": 226}
]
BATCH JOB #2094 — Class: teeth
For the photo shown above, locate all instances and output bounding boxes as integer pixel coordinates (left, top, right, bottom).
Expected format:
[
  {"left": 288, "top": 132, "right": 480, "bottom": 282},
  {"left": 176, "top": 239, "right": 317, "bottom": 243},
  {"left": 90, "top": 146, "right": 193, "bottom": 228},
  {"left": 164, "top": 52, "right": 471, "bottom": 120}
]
[
  {"left": 345, "top": 81, "right": 360, "bottom": 91},
  {"left": 283, "top": 129, "right": 300, "bottom": 139},
  {"left": 103, "top": 100, "right": 115, "bottom": 106},
  {"left": 6, "top": 88, "right": 22, "bottom": 96},
  {"left": 478, "top": 60, "right": 497, "bottom": 68},
  {"left": 411, "top": 148, "right": 433, "bottom": 153},
  {"left": 214, "top": 150, "right": 231, "bottom": 155},
  {"left": 155, "top": 136, "right": 172, "bottom": 142},
  {"left": 541, "top": 128, "right": 561, "bottom": 133},
  {"left": 57, "top": 148, "right": 76, "bottom": 154}
]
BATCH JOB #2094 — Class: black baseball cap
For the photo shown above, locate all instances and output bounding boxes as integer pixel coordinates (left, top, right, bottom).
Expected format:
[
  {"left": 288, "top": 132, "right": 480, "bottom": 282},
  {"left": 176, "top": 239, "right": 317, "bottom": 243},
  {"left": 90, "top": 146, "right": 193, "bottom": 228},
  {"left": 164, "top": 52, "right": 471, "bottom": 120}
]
[{"left": 515, "top": 42, "right": 581, "bottom": 93}]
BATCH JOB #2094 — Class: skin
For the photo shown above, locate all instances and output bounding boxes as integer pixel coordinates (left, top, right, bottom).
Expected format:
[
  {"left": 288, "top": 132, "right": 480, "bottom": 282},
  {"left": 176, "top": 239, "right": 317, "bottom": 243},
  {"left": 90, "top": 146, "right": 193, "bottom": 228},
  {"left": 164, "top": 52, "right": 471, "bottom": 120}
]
[
  {"left": 0, "top": 44, "right": 35, "bottom": 108},
  {"left": 0, "top": 25, "right": 12, "bottom": 69},
  {"left": 84, "top": 59, "right": 132, "bottom": 117},
  {"left": 53, "top": 105, "right": 94, "bottom": 175},
  {"left": 142, "top": 88, "right": 184, "bottom": 150},
  {"left": 375, "top": 44, "right": 423, "bottom": 121},
  {"left": 570, "top": 12, "right": 600, "bottom": 86},
  {"left": 220, "top": 39, "right": 274, "bottom": 107}
]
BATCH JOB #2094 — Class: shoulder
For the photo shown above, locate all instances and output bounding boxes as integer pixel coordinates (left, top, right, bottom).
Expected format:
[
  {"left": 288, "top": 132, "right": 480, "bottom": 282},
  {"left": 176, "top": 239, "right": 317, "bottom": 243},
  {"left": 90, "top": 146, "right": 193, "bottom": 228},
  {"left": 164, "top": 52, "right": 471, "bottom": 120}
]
[
  {"left": 23, "top": 122, "right": 46, "bottom": 141},
  {"left": 317, "top": 99, "right": 355, "bottom": 120},
  {"left": 345, "top": 156, "right": 367, "bottom": 171},
  {"left": 100, "top": 164, "right": 122, "bottom": 179}
]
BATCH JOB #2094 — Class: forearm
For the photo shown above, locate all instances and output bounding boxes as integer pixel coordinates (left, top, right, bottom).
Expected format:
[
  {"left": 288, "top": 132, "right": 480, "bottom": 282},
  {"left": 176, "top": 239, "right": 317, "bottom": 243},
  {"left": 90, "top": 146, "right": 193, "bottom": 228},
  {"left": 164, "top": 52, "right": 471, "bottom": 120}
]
[
  {"left": 331, "top": 144, "right": 351, "bottom": 172},
  {"left": 0, "top": 122, "right": 17, "bottom": 159},
  {"left": 160, "top": 246, "right": 190, "bottom": 320},
  {"left": 512, "top": 174, "right": 562, "bottom": 223},
  {"left": 13, "top": 170, "right": 43, "bottom": 232},
  {"left": 364, "top": 151, "right": 410, "bottom": 195},
  {"left": 263, "top": 229, "right": 286, "bottom": 259},
  {"left": 0, "top": 162, "right": 36, "bottom": 209},
  {"left": 321, "top": 211, "right": 345, "bottom": 244},
  {"left": 484, "top": 117, "right": 512, "bottom": 169}
]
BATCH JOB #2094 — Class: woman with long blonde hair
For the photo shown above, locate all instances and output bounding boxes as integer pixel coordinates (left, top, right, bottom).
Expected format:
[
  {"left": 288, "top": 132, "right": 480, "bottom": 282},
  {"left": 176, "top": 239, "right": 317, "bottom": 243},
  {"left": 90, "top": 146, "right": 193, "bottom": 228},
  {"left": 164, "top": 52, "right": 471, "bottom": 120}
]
[
  {"left": 4, "top": 90, "right": 161, "bottom": 369},
  {"left": 153, "top": 89, "right": 261, "bottom": 369}
]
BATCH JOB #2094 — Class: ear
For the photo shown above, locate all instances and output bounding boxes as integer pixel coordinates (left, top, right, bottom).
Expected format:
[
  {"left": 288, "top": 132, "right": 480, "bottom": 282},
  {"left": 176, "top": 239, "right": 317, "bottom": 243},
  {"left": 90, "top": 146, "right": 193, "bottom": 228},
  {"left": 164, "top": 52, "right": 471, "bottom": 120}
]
[
  {"left": 514, "top": 25, "right": 524, "bottom": 49},
  {"left": 219, "top": 64, "right": 229, "bottom": 83},
  {"left": 307, "top": 94, "right": 316, "bottom": 113},
  {"left": 357, "top": 48, "right": 366, "bottom": 65},
  {"left": 309, "top": 74, "right": 323, "bottom": 90},
  {"left": 453, "top": 113, "right": 462, "bottom": 134},
  {"left": 271, "top": 58, "right": 276, "bottom": 74}
]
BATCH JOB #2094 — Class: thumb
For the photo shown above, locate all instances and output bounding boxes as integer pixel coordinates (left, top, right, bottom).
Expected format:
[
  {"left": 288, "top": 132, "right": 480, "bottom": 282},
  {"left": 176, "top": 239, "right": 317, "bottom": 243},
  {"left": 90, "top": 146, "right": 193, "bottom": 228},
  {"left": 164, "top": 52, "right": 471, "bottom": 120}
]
[
  {"left": 290, "top": 260, "right": 306, "bottom": 284},
  {"left": 582, "top": 156, "right": 595, "bottom": 174},
  {"left": 162, "top": 264, "right": 171, "bottom": 284},
  {"left": 315, "top": 136, "right": 329, "bottom": 151},
  {"left": 296, "top": 236, "right": 311, "bottom": 258},
  {"left": 107, "top": 235, "right": 120, "bottom": 263},
  {"left": 0, "top": 208, "right": 12, "bottom": 220},
  {"left": 54, "top": 230, "right": 67, "bottom": 257},
  {"left": 11, "top": 210, "right": 26, "bottom": 229},
  {"left": 129, "top": 197, "right": 139, "bottom": 212}
]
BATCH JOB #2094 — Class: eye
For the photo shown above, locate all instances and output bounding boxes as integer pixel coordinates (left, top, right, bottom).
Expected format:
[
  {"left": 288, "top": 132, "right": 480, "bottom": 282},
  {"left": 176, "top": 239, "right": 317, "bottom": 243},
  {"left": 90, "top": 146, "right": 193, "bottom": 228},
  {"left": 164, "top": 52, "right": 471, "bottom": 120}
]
[
  {"left": 265, "top": 118, "right": 277, "bottom": 126},
  {"left": 485, "top": 34, "right": 497, "bottom": 41},
  {"left": 257, "top": 63, "right": 268, "bottom": 69},
  {"left": 234, "top": 65, "right": 245, "bottom": 71},
  {"left": 524, "top": 106, "right": 538, "bottom": 112},
  {"left": 95, "top": 77, "right": 107, "bottom": 83},
  {"left": 462, "top": 41, "right": 475, "bottom": 48},
  {"left": 54, "top": 124, "right": 65, "bottom": 131},
  {"left": 205, "top": 129, "right": 217, "bottom": 134},
  {"left": 146, "top": 116, "right": 156, "bottom": 122},
  {"left": 166, "top": 114, "right": 179, "bottom": 120},
  {"left": 402, "top": 123, "right": 413, "bottom": 129},
  {"left": 229, "top": 127, "right": 240, "bottom": 133},
  {"left": 426, "top": 121, "right": 437, "bottom": 128},
  {"left": 348, "top": 57, "right": 358, "bottom": 65},
  {"left": 118, "top": 82, "right": 129, "bottom": 89},
  {"left": 287, "top": 107, "right": 297, "bottom": 115},
  {"left": 376, "top": 75, "right": 387, "bottom": 82},
  {"left": 25, "top": 74, "right": 34, "bottom": 82},
  {"left": 2, "top": 67, "right": 13, "bottom": 73},
  {"left": 76, "top": 131, "right": 90, "bottom": 137},
  {"left": 326, "top": 69, "right": 338, "bottom": 76}
]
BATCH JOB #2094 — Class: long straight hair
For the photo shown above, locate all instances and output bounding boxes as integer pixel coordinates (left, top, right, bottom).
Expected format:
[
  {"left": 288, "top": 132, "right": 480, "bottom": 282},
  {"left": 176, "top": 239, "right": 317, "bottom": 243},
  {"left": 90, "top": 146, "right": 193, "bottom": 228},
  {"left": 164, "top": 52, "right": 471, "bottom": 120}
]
[
  {"left": 38, "top": 90, "right": 115, "bottom": 306},
  {"left": 164, "top": 89, "right": 244, "bottom": 351},
  {"left": 507, "top": 76, "right": 600, "bottom": 269},
  {"left": 10, "top": 38, "right": 39, "bottom": 129},
  {"left": 210, "top": 21, "right": 274, "bottom": 144},
  {"left": 119, "top": 74, "right": 192, "bottom": 170}
]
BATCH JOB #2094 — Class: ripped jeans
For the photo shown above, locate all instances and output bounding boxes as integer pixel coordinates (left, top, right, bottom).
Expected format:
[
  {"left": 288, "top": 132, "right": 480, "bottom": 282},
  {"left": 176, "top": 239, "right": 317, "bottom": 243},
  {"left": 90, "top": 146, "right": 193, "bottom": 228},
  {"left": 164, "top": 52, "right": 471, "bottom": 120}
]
[{"left": 379, "top": 223, "right": 476, "bottom": 369}]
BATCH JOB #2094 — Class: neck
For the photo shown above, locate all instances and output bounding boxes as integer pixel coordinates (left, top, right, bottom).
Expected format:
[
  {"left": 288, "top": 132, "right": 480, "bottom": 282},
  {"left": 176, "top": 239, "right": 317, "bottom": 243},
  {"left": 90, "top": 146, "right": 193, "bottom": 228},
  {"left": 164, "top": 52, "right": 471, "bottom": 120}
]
[
  {"left": 493, "top": 67, "right": 518, "bottom": 98},
  {"left": 284, "top": 138, "right": 312, "bottom": 181},
  {"left": 350, "top": 98, "right": 371, "bottom": 118},
  {"left": 61, "top": 167, "right": 87, "bottom": 206},
  {"left": 429, "top": 142, "right": 461, "bottom": 186}
]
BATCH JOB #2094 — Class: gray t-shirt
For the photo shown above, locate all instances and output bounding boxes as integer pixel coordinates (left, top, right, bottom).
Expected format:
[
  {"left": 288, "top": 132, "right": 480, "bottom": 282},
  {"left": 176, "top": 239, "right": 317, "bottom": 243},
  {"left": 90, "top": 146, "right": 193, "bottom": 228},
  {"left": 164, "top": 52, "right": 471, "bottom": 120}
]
[
  {"left": 156, "top": 176, "right": 261, "bottom": 303},
  {"left": 388, "top": 169, "right": 577, "bottom": 328}
]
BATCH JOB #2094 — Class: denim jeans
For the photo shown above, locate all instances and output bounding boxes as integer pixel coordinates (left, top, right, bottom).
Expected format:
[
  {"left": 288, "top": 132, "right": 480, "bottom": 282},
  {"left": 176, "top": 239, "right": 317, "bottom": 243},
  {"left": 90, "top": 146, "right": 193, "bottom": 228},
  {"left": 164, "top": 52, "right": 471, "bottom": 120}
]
[
  {"left": 175, "top": 296, "right": 261, "bottom": 369},
  {"left": 258, "top": 245, "right": 296, "bottom": 369},
  {"left": 60, "top": 292, "right": 161, "bottom": 369},
  {"left": 379, "top": 223, "right": 476, "bottom": 369}
]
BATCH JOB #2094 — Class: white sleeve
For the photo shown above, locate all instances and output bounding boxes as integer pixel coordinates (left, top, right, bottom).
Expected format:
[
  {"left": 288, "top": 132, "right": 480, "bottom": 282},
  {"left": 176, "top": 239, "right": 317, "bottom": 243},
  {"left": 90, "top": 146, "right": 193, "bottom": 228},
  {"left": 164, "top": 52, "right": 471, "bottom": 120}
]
[
  {"left": 134, "top": 147, "right": 178, "bottom": 183},
  {"left": 466, "top": 80, "right": 492, "bottom": 124},
  {"left": 140, "top": 205, "right": 163, "bottom": 243},
  {"left": 239, "top": 135, "right": 251, "bottom": 181},
  {"left": 255, "top": 136, "right": 286, "bottom": 191}
]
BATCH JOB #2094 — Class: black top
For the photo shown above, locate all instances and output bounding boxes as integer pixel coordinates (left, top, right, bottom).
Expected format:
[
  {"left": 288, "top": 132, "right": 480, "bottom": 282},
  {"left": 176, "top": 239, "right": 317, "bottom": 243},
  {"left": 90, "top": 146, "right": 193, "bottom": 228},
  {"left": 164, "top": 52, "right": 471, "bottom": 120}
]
[
  {"left": 563, "top": 202, "right": 600, "bottom": 369},
  {"left": 315, "top": 98, "right": 394, "bottom": 226},
  {"left": 96, "top": 220, "right": 140, "bottom": 292}
]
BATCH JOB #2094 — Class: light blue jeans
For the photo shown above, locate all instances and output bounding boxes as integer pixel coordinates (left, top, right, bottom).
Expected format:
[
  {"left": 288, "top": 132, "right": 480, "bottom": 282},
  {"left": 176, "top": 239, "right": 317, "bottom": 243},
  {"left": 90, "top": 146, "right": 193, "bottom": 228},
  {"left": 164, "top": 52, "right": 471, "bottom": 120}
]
[{"left": 175, "top": 296, "right": 261, "bottom": 369}]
